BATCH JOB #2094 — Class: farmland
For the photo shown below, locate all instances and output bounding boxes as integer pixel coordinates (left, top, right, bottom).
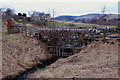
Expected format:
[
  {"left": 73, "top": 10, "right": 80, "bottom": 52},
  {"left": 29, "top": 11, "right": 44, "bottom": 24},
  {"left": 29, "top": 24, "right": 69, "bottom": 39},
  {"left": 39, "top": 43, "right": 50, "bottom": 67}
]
[{"left": 49, "top": 20, "right": 117, "bottom": 27}]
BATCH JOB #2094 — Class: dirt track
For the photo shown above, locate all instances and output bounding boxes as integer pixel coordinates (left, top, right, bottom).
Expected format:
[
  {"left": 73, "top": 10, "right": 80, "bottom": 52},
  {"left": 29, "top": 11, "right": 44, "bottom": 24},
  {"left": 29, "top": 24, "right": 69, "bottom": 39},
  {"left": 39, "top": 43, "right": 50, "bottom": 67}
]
[{"left": 28, "top": 41, "right": 119, "bottom": 78}]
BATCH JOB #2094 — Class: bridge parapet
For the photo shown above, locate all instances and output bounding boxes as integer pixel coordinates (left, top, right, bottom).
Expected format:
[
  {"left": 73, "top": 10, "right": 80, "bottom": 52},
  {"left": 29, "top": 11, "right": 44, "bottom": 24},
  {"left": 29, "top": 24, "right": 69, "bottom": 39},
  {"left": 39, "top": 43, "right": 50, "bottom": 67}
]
[{"left": 14, "top": 25, "right": 120, "bottom": 58}]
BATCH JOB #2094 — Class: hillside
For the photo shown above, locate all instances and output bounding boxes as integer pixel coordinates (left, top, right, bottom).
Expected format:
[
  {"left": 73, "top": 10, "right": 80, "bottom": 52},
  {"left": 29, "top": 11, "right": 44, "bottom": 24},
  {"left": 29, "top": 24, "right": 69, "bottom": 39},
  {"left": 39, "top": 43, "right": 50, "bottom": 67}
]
[
  {"left": 54, "top": 15, "right": 77, "bottom": 21},
  {"left": 54, "top": 14, "right": 118, "bottom": 23},
  {"left": 28, "top": 41, "right": 119, "bottom": 78},
  {"left": 2, "top": 26, "right": 52, "bottom": 78}
]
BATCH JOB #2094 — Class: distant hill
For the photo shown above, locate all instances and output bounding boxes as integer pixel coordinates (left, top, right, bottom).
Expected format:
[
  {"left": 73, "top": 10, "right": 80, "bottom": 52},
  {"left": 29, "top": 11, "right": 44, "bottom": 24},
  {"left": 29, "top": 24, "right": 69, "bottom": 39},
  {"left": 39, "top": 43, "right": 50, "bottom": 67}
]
[
  {"left": 54, "top": 13, "right": 118, "bottom": 22},
  {"left": 76, "top": 14, "right": 118, "bottom": 20},
  {"left": 76, "top": 14, "right": 104, "bottom": 19},
  {"left": 54, "top": 15, "right": 77, "bottom": 21}
]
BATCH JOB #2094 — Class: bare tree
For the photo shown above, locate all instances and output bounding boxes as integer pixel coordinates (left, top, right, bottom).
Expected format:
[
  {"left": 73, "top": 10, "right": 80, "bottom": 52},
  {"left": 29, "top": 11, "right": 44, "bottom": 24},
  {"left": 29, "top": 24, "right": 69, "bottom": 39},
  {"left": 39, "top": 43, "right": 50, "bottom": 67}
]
[
  {"left": 28, "top": 11, "right": 51, "bottom": 27},
  {"left": 0, "top": 8, "right": 2, "bottom": 14},
  {"left": 52, "top": 8, "right": 56, "bottom": 27},
  {"left": 4, "top": 8, "right": 14, "bottom": 17}
]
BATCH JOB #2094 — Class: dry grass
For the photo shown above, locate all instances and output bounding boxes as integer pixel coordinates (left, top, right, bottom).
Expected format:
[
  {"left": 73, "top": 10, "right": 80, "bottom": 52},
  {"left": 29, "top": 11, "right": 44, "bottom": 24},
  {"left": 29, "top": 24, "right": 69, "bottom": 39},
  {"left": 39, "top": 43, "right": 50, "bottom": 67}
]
[
  {"left": 2, "top": 25, "right": 52, "bottom": 78},
  {"left": 28, "top": 41, "right": 119, "bottom": 78}
]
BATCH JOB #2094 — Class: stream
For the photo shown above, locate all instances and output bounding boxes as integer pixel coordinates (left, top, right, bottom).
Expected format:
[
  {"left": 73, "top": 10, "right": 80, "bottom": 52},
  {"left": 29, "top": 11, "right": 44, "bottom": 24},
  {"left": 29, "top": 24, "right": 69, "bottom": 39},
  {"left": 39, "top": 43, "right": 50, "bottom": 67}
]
[
  {"left": 2, "top": 56, "right": 58, "bottom": 80},
  {"left": 18, "top": 57, "right": 58, "bottom": 80}
]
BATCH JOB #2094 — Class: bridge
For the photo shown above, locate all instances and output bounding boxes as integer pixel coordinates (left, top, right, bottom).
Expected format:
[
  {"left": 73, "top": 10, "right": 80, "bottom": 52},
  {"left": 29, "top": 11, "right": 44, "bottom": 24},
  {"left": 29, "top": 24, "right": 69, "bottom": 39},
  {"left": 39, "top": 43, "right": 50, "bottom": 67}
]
[{"left": 13, "top": 25, "right": 120, "bottom": 58}]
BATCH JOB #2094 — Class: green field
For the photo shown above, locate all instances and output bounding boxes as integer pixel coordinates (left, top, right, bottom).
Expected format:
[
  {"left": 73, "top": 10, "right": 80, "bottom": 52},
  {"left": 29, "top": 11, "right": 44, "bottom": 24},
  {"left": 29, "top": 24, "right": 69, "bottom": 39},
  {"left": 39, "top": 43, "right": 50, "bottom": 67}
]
[{"left": 50, "top": 22, "right": 117, "bottom": 27}]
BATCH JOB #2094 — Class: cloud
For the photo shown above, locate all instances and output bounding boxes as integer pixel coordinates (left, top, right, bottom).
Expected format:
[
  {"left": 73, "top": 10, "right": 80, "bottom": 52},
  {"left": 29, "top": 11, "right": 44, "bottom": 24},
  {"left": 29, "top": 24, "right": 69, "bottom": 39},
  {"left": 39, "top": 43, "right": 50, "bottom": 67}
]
[
  {"left": 1, "top": 0, "right": 119, "bottom": 2},
  {"left": 0, "top": 2, "right": 118, "bottom": 17}
]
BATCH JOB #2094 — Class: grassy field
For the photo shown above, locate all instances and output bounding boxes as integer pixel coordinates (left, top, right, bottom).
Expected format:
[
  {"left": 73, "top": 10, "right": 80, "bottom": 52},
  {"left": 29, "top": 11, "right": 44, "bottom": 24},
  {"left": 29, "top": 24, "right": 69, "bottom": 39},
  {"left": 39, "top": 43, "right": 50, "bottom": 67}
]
[
  {"left": 50, "top": 21, "right": 117, "bottom": 27},
  {"left": 28, "top": 41, "right": 119, "bottom": 78}
]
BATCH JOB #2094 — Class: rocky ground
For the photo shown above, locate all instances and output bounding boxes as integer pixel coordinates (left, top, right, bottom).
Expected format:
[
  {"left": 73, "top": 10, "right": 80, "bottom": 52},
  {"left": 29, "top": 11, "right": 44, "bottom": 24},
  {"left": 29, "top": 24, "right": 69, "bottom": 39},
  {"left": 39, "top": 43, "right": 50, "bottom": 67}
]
[
  {"left": 28, "top": 40, "right": 119, "bottom": 78},
  {"left": 2, "top": 25, "right": 52, "bottom": 78}
]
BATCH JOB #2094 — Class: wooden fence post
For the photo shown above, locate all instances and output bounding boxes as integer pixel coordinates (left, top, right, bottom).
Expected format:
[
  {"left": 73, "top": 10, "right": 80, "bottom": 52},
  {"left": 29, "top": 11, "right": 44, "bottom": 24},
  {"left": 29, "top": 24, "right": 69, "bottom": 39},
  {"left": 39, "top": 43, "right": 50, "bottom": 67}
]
[{"left": 103, "top": 31, "right": 106, "bottom": 43}]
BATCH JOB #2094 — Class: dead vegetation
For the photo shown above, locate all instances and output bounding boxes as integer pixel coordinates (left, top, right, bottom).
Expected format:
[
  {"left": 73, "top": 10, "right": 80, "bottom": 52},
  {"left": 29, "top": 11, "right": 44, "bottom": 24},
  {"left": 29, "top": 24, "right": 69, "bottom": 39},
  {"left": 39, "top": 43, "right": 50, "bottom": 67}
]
[
  {"left": 1, "top": 18, "right": 119, "bottom": 79},
  {"left": 2, "top": 26, "right": 52, "bottom": 78},
  {"left": 28, "top": 40, "right": 119, "bottom": 78}
]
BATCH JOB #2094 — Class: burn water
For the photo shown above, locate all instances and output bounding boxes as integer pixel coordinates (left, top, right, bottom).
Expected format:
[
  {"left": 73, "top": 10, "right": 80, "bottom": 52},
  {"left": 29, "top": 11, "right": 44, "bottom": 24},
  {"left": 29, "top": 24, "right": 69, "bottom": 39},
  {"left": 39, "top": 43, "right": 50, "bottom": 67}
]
[{"left": 2, "top": 56, "right": 58, "bottom": 80}]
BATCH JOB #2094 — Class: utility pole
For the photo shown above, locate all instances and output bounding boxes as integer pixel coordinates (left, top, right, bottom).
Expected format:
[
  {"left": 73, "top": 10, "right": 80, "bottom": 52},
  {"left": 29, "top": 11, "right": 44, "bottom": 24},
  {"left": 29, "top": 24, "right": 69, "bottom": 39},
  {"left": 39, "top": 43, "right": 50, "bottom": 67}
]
[
  {"left": 101, "top": 5, "right": 106, "bottom": 15},
  {"left": 98, "top": 5, "right": 107, "bottom": 25},
  {"left": 52, "top": 8, "right": 55, "bottom": 27}
]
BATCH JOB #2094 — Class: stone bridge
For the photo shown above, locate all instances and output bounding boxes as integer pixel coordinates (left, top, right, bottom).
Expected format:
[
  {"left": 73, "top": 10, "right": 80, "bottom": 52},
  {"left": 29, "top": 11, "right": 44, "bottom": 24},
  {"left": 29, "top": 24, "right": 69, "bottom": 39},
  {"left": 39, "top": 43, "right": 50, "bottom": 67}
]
[{"left": 14, "top": 25, "right": 120, "bottom": 58}]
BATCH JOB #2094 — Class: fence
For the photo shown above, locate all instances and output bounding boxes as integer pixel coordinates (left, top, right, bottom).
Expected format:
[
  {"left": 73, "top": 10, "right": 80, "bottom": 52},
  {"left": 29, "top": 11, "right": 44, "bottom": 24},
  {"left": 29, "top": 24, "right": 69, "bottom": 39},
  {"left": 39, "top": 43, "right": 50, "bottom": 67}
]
[{"left": 13, "top": 25, "right": 120, "bottom": 58}]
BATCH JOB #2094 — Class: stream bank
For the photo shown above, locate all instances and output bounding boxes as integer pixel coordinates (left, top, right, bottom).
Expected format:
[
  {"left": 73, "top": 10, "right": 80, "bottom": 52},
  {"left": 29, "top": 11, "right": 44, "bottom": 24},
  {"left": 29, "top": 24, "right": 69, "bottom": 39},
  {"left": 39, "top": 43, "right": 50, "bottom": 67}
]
[{"left": 2, "top": 56, "right": 58, "bottom": 80}]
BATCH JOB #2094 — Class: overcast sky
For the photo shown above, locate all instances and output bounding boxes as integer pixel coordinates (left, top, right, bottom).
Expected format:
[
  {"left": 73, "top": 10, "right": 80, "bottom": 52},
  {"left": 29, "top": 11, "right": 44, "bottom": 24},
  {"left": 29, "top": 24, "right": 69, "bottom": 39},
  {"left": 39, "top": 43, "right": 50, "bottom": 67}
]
[{"left": 0, "top": 0, "right": 119, "bottom": 17}]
